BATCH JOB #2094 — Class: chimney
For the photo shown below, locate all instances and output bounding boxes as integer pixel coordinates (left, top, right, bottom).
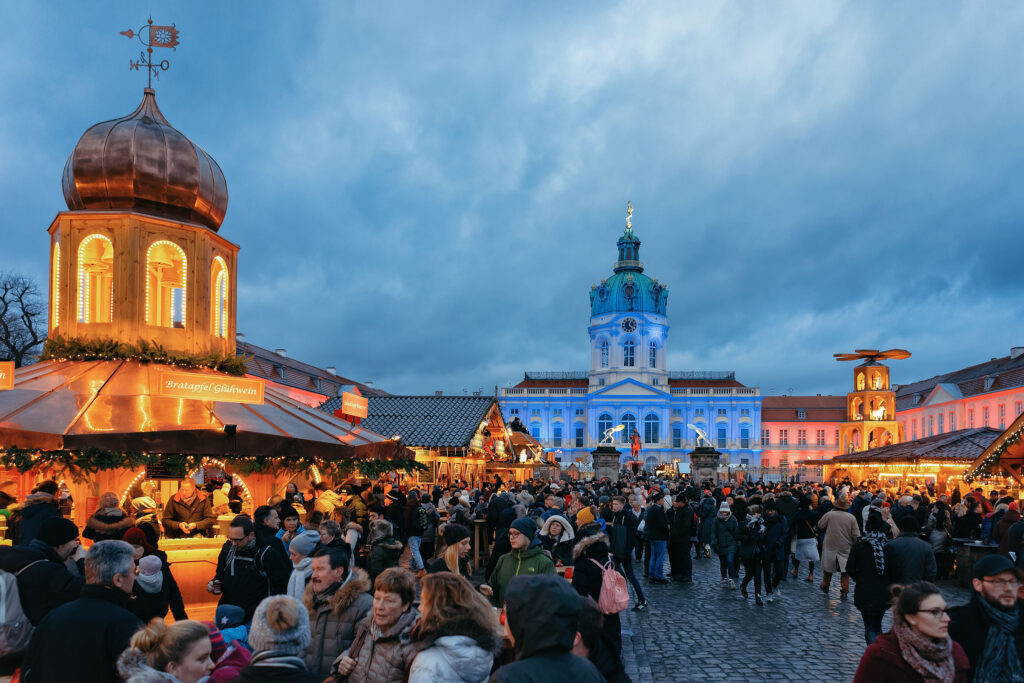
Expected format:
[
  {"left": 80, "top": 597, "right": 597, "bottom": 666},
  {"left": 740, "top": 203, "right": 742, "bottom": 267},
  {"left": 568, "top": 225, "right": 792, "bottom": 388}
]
[
  {"left": 274, "top": 348, "right": 287, "bottom": 358},
  {"left": 1012, "top": 347, "right": 1024, "bottom": 360},
  {"left": 235, "top": 332, "right": 245, "bottom": 340},
  {"left": 365, "top": 381, "right": 374, "bottom": 387},
  {"left": 435, "top": 390, "right": 443, "bottom": 397},
  {"left": 325, "top": 366, "right": 337, "bottom": 376}
]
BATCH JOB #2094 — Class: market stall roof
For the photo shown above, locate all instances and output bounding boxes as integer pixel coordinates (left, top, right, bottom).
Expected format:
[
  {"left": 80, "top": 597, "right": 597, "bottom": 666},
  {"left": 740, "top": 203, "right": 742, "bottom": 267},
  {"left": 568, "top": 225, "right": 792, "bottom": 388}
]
[
  {"left": 816, "top": 427, "right": 1002, "bottom": 466},
  {"left": 0, "top": 360, "right": 401, "bottom": 460},
  {"left": 965, "top": 412, "right": 1024, "bottom": 483},
  {"left": 324, "top": 395, "right": 496, "bottom": 448}
]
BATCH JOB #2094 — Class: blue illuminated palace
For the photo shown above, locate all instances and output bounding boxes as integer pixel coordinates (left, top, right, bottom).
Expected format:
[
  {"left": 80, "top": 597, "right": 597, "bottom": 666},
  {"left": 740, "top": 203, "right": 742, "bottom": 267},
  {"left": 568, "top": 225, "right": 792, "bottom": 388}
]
[{"left": 500, "top": 214, "right": 764, "bottom": 469}]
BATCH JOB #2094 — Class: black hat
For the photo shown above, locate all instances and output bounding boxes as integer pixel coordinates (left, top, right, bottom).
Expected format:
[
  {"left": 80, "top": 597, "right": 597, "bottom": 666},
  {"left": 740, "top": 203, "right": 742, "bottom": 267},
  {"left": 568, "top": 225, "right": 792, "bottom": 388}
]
[
  {"left": 279, "top": 504, "right": 299, "bottom": 520},
  {"left": 442, "top": 523, "right": 470, "bottom": 546},
  {"left": 38, "top": 517, "right": 78, "bottom": 546},
  {"left": 973, "top": 554, "right": 1021, "bottom": 581},
  {"left": 386, "top": 490, "right": 402, "bottom": 503},
  {"left": 650, "top": 491, "right": 665, "bottom": 503}
]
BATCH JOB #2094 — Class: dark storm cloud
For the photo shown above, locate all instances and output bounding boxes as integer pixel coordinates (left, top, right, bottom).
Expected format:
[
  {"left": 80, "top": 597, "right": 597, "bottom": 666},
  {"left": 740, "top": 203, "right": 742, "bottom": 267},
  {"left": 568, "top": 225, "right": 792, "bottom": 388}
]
[{"left": 2, "top": 1, "right": 1023, "bottom": 398}]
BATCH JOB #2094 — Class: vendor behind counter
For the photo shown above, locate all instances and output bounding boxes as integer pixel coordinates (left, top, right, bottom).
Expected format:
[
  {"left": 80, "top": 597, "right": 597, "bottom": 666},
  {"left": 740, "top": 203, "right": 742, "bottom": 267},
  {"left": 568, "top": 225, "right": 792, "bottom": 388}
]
[{"left": 163, "top": 478, "right": 217, "bottom": 538}]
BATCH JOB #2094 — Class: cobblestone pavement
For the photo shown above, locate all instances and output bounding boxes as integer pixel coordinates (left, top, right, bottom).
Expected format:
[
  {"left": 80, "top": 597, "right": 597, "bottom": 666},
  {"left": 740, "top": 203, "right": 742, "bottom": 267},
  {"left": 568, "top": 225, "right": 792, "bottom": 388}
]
[{"left": 618, "top": 552, "right": 970, "bottom": 683}]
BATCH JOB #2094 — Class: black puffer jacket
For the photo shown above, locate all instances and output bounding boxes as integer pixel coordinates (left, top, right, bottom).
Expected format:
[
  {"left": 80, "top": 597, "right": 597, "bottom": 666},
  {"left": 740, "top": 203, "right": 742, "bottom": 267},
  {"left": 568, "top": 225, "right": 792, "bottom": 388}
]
[
  {"left": 845, "top": 536, "right": 891, "bottom": 614},
  {"left": 0, "top": 539, "right": 85, "bottom": 625},
  {"left": 644, "top": 504, "right": 669, "bottom": 542},
  {"left": 491, "top": 574, "right": 605, "bottom": 683},
  {"left": 12, "top": 494, "right": 61, "bottom": 546},
  {"left": 571, "top": 533, "right": 622, "bottom": 656}
]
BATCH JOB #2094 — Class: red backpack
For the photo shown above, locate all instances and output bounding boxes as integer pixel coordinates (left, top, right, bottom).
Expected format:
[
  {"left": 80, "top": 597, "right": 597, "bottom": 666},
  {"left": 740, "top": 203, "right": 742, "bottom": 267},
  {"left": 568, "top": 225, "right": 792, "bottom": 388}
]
[{"left": 589, "top": 557, "right": 630, "bottom": 614}]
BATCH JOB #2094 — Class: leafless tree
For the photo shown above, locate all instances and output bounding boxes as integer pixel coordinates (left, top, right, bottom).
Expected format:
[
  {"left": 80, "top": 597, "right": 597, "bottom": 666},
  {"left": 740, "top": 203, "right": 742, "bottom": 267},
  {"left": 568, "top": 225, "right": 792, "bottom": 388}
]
[{"left": 0, "top": 273, "right": 46, "bottom": 367}]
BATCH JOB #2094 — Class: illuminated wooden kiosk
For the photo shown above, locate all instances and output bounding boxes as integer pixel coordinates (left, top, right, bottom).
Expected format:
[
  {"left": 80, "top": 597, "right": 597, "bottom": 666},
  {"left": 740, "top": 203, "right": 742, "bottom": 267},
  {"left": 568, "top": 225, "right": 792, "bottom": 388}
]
[
  {"left": 964, "top": 411, "right": 1024, "bottom": 492},
  {"left": 0, "top": 84, "right": 409, "bottom": 618}
]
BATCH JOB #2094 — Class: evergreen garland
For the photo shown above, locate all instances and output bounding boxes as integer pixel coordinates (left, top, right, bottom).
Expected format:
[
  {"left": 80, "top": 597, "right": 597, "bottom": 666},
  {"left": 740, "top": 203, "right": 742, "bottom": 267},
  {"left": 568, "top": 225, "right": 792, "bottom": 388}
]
[{"left": 40, "top": 336, "right": 250, "bottom": 376}]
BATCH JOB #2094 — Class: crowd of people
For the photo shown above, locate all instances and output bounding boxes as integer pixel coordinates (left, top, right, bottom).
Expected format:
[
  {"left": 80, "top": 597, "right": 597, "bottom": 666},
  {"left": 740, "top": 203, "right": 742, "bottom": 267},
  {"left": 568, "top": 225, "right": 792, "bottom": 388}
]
[{"left": 5, "top": 473, "right": 1024, "bottom": 681}]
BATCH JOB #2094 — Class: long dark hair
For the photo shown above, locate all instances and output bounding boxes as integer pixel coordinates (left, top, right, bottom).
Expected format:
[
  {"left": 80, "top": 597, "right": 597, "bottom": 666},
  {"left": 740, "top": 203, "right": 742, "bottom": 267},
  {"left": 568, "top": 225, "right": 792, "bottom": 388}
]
[{"left": 891, "top": 582, "right": 942, "bottom": 622}]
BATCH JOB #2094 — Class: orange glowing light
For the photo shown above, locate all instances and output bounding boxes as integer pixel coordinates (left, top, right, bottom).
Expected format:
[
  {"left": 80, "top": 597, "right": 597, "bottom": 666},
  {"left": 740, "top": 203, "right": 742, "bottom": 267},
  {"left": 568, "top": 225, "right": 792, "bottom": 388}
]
[
  {"left": 0, "top": 362, "right": 12, "bottom": 390},
  {"left": 156, "top": 370, "right": 264, "bottom": 404},
  {"left": 341, "top": 391, "right": 368, "bottom": 418}
]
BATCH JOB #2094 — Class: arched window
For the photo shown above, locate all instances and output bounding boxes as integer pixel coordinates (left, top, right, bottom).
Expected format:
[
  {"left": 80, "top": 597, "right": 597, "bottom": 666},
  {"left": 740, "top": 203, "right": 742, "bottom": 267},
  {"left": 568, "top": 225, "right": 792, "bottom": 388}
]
[
  {"left": 77, "top": 234, "right": 114, "bottom": 323},
  {"left": 146, "top": 240, "right": 187, "bottom": 328},
  {"left": 623, "top": 340, "right": 635, "bottom": 367},
  {"left": 597, "top": 413, "right": 613, "bottom": 441},
  {"left": 52, "top": 240, "right": 60, "bottom": 328},
  {"left": 211, "top": 257, "right": 228, "bottom": 338},
  {"left": 600, "top": 340, "right": 609, "bottom": 368},
  {"left": 649, "top": 342, "right": 657, "bottom": 368},
  {"left": 644, "top": 412, "right": 660, "bottom": 444},
  {"left": 621, "top": 412, "right": 636, "bottom": 443}
]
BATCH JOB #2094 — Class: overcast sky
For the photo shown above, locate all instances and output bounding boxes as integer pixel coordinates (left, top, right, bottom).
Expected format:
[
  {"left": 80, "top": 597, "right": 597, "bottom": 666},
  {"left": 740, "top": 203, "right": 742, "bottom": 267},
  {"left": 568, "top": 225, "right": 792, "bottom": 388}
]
[{"left": 2, "top": 2, "right": 1022, "bottom": 397}]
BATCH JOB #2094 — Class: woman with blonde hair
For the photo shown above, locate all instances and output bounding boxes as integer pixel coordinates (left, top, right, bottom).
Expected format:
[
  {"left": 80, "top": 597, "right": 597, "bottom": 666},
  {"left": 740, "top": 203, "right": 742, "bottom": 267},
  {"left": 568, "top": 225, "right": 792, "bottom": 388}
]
[
  {"left": 426, "top": 523, "right": 494, "bottom": 598},
  {"left": 117, "top": 619, "right": 215, "bottom": 683},
  {"left": 409, "top": 572, "right": 502, "bottom": 683}
]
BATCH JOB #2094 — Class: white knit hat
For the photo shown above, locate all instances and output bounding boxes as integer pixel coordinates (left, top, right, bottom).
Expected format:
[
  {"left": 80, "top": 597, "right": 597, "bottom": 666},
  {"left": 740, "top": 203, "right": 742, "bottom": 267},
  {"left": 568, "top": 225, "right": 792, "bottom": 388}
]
[
  {"left": 248, "top": 596, "right": 311, "bottom": 656},
  {"left": 718, "top": 502, "right": 730, "bottom": 513}
]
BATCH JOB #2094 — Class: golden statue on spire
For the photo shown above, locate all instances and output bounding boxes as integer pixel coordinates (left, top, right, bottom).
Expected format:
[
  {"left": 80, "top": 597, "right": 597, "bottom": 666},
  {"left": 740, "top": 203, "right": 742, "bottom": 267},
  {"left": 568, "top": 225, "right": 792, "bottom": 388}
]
[{"left": 625, "top": 200, "right": 633, "bottom": 234}]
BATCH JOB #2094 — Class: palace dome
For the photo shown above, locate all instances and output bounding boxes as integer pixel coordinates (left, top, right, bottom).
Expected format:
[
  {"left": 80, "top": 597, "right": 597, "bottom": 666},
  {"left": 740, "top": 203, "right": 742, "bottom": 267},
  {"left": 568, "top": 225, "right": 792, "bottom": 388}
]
[
  {"left": 589, "top": 228, "right": 668, "bottom": 317},
  {"left": 62, "top": 88, "right": 228, "bottom": 231}
]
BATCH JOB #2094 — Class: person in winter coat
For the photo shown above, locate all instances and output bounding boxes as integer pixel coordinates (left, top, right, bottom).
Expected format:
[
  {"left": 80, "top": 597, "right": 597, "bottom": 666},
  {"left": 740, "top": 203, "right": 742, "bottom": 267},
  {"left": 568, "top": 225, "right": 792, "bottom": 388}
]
[
  {"left": 996, "top": 503, "right": 1023, "bottom": 557},
  {"left": 162, "top": 478, "right": 216, "bottom": 539},
  {"left": 131, "top": 497, "right": 162, "bottom": 548},
  {"left": 0, "top": 516, "right": 85, "bottom": 626},
  {"left": 885, "top": 516, "right": 938, "bottom": 586},
  {"left": 736, "top": 506, "right": 771, "bottom": 606},
  {"left": 21, "top": 540, "right": 143, "bottom": 683},
  {"left": 116, "top": 619, "right": 215, "bottom": 683},
  {"left": 491, "top": 573, "right": 605, "bottom": 683},
  {"left": 286, "top": 529, "right": 321, "bottom": 601},
  {"left": 11, "top": 481, "right": 61, "bottom": 546},
  {"left": 709, "top": 502, "right": 739, "bottom": 587},
  {"left": 205, "top": 622, "right": 251, "bottom": 683},
  {"left": 408, "top": 572, "right": 502, "bottom": 683},
  {"left": 123, "top": 527, "right": 188, "bottom": 621},
  {"left": 572, "top": 523, "right": 624, "bottom": 654},
  {"left": 573, "top": 596, "right": 632, "bottom": 683},
  {"left": 488, "top": 517, "right": 556, "bottom": 606},
  {"left": 818, "top": 495, "right": 861, "bottom": 600},
  {"left": 276, "top": 504, "right": 306, "bottom": 554},
  {"left": 761, "top": 500, "right": 788, "bottom": 591},
  {"left": 209, "top": 515, "right": 291, "bottom": 622},
  {"left": 420, "top": 498, "right": 440, "bottom": 562},
  {"left": 367, "top": 518, "right": 404, "bottom": 585},
  {"left": 953, "top": 499, "right": 983, "bottom": 540},
  {"left": 608, "top": 496, "right": 647, "bottom": 609},
  {"left": 539, "top": 514, "right": 576, "bottom": 566},
  {"left": 403, "top": 490, "right": 427, "bottom": 572},
  {"left": 83, "top": 492, "right": 135, "bottom": 543},
  {"left": 668, "top": 494, "right": 695, "bottom": 583},
  {"left": 853, "top": 582, "right": 969, "bottom": 683},
  {"left": 128, "top": 554, "right": 173, "bottom": 623},
  {"left": 330, "top": 567, "right": 420, "bottom": 683},
  {"left": 846, "top": 512, "right": 893, "bottom": 645},
  {"left": 790, "top": 498, "right": 820, "bottom": 582},
  {"left": 385, "top": 490, "right": 407, "bottom": 542},
  {"left": 234, "top": 595, "right": 319, "bottom": 683},
  {"left": 644, "top": 492, "right": 670, "bottom": 583},
  {"left": 303, "top": 546, "right": 373, "bottom": 676}
]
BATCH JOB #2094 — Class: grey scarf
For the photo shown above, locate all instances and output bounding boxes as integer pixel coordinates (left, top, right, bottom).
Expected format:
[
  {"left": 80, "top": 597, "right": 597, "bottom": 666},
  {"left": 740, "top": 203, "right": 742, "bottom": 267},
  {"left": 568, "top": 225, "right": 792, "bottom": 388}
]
[
  {"left": 863, "top": 531, "right": 887, "bottom": 576},
  {"left": 976, "top": 597, "right": 1024, "bottom": 683}
]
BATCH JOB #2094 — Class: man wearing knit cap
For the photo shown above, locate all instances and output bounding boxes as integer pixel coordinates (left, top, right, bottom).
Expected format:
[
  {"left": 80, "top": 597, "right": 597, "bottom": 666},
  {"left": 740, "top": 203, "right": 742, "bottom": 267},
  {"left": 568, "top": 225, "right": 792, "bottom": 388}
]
[
  {"left": 241, "top": 595, "right": 317, "bottom": 679},
  {"left": 645, "top": 491, "right": 670, "bottom": 583},
  {"left": 0, "top": 516, "right": 86, "bottom": 625},
  {"left": 488, "top": 517, "right": 555, "bottom": 606}
]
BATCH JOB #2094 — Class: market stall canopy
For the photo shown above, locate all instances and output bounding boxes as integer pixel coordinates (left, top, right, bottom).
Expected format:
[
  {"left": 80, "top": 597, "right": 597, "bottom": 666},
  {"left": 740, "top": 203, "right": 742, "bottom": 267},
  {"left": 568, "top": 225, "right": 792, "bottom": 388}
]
[
  {"left": 807, "top": 427, "right": 1002, "bottom": 467},
  {"left": 965, "top": 412, "right": 1024, "bottom": 484},
  {"left": 0, "top": 360, "right": 403, "bottom": 460}
]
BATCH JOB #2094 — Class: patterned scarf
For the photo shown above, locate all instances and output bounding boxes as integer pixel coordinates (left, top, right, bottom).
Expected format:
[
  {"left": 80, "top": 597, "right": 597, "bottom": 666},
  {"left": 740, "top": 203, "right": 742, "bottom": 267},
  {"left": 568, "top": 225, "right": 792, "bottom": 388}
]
[
  {"left": 863, "top": 531, "right": 887, "bottom": 576},
  {"left": 893, "top": 620, "right": 955, "bottom": 683},
  {"left": 975, "top": 597, "right": 1024, "bottom": 683}
]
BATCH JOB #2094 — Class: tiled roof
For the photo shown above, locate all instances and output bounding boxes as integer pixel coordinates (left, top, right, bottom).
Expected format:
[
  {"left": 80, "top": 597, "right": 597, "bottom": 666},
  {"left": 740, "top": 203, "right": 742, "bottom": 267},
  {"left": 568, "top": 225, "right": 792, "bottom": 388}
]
[
  {"left": 895, "top": 352, "right": 1024, "bottom": 410},
  {"left": 829, "top": 427, "right": 1002, "bottom": 464},
  {"left": 762, "top": 395, "right": 847, "bottom": 422},
  {"left": 238, "top": 340, "right": 386, "bottom": 398},
  {"left": 666, "top": 379, "right": 745, "bottom": 388},
  {"left": 514, "top": 379, "right": 589, "bottom": 388},
  {"left": 319, "top": 395, "right": 495, "bottom": 448}
]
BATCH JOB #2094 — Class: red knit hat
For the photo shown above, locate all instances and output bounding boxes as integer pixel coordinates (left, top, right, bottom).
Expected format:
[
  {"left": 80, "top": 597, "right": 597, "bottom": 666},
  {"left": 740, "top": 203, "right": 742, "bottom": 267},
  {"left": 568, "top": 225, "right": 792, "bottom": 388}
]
[
  {"left": 204, "top": 622, "right": 227, "bottom": 662},
  {"left": 122, "top": 528, "right": 157, "bottom": 555}
]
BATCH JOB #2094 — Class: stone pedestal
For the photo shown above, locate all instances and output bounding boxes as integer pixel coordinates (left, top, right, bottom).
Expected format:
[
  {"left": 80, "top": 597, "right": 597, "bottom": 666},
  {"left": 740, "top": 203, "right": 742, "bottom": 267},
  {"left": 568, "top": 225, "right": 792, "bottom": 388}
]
[
  {"left": 689, "top": 446, "right": 722, "bottom": 485},
  {"left": 591, "top": 445, "right": 622, "bottom": 481}
]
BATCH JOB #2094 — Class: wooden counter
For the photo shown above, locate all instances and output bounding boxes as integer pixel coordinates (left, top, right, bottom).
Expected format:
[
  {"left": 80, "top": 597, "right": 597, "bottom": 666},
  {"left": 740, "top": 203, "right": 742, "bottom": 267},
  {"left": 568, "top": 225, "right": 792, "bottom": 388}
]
[{"left": 161, "top": 536, "right": 225, "bottom": 620}]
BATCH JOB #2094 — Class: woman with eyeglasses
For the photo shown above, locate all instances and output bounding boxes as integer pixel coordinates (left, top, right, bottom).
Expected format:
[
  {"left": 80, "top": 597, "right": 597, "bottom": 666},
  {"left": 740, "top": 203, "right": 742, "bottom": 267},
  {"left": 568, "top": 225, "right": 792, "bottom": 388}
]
[{"left": 854, "top": 581, "right": 970, "bottom": 682}]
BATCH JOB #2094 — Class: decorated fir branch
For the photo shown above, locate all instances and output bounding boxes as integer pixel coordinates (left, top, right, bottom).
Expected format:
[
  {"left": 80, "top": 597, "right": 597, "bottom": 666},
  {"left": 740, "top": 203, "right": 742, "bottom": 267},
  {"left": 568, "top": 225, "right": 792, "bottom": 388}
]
[
  {"left": 40, "top": 336, "right": 250, "bottom": 376},
  {"left": 0, "top": 445, "right": 426, "bottom": 483},
  {"left": 964, "top": 422, "right": 1024, "bottom": 482}
]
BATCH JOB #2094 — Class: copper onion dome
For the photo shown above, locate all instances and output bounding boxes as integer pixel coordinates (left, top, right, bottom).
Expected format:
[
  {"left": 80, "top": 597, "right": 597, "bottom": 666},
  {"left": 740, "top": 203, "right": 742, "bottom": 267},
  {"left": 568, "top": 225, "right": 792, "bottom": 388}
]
[{"left": 62, "top": 88, "right": 228, "bottom": 231}]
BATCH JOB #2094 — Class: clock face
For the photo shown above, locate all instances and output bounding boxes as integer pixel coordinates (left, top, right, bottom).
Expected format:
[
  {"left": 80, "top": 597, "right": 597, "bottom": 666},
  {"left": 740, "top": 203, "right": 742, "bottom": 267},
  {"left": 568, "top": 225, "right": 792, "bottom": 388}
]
[{"left": 621, "top": 318, "right": 637, "bottom": 333}]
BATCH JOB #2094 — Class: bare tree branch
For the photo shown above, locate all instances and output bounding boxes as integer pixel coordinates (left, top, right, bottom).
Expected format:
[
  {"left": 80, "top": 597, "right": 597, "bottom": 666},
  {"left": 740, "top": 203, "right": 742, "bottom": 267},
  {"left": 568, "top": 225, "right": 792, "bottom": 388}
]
[{"left": 0, "top": 273, "right": 46, "bottom": 367}]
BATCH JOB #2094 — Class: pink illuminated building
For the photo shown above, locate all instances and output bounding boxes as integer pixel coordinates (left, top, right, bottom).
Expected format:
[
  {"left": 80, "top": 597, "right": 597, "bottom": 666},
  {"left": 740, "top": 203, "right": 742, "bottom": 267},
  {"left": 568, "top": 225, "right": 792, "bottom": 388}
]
[{"left": 760, "top": 396, "right": 846, "bottom": 469}]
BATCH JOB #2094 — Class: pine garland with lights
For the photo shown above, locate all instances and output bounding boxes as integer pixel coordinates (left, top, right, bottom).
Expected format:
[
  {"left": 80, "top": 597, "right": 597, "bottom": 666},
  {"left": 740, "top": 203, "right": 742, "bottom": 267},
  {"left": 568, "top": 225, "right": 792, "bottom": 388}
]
[
  {"left": 40, "top": 336, "right": 250, "bottom": 376},
  {"left": 964, "top": 423, "right": 1024, "bottom": 482}
]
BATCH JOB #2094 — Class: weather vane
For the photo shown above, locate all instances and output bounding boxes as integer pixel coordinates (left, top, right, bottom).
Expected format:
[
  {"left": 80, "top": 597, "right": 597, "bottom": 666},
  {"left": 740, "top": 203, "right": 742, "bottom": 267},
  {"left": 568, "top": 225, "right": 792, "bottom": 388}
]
[
  {"left": 121, "top": 18, "right": 180, "bottom": 89},
  {"left": 625, "top": 200, "right": 634, "bottom": 234}
]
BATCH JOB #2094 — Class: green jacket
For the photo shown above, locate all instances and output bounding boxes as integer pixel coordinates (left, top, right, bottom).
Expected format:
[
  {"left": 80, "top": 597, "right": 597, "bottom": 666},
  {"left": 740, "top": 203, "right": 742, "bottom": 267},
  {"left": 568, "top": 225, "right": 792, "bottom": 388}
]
[{"left": 488, "top": 545, "right": 556, "bottom": 606}]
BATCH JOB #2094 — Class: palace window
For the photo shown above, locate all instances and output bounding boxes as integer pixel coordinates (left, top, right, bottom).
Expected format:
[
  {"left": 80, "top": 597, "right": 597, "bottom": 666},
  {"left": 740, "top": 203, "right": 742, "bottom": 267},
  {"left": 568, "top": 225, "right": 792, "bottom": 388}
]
[
  {"left": 797, "top": 409, "right": 807, "bottom": 419},
  {"left": 950, "top": 412, "right": 956, "bottom": 431},
  {"left": 928, "top": 415, "right": 934, "bottom": 436},
  {"left": 552, "top": 425, "right": 562, "bottom": 447},
  {"left": 600, "top": 340, "right": 609, "bottom": 368},
  {"left": 598, "top": 413, "right": 613, "bottom": 440},
  {"left": 761, "top": 429, "right": 770, "bottom": 446},
  {"left": 999, "top": 404, "right": 1006, "bottom": 428},
  {"left": 644, "top": 413, "right": 659, "bottom": 444},
  {"left": 718, "top": 409, "right": 727, "bottom": 416},
  {"left": 672, "top": 409, "right": 681, "bottom": 417},
  {"left": 740, "top": 427, "right": 750, "bottom": 449},
  {"left": 553, "top": 409, "right": 562, "bottom": 417},
  {"left": 621, "top": 413, "right": 637, "bottom": 443},
  {"left": 531, "top": 409, "right": 540, "bottom": 416},
  {"left": 797, "top": 429, "right": 807, "bottom": 445},
  {"left": 911, "top": 420, "right": 917, "bottom": 439},
  {"left": 816, "top": 429, "right": 826, "bottom": 446},
  {"left": 741, "top": 409, "right": 750, "bottom": 417},
  {"left": 212, "top": 257, "right": 228, "bottom": 338},
  {"left": 530, "top": 424, "right": 540, "bottom": 439},
  {"left": 146, "top": 240, "right": 187, "bottom": 328},
  {"left": 1017, "top": 401, "right": 1023, "bottom": 417},
  {"left": 968, "top": 409, "right": 975, "bottom": 428},
  {"left": 938, "top": 413, "right": 944, "bottom": 433},
  {"left": 575, "top": 408, "right": 584, "bottom": 416},
  {"left": 575, "top": 424, "right": 585, "bottom": 448},
  {"left": 983, "top": 407, "right": 990, "bottom": 427},
  {"left": 672, "top": 427, "right": 682, "bottom": 448},
  {"left": 695, "top": 409, "right": 705, "bottom": 416},
  {"left": 717, "top": 427, "right": 727, "bottom": 449},
  {"left": 77, "top": 234, "right": 114, "bottom": 323},
  {"left": 509, "top": 408, "right": 519, "bottom": 415},
  {"left": 649, "top": 342, "right": 657, "bottom": 368},
  {"left": 623, "top": 341, "right": 635, "bottom": 367},
  {"left": 779, "top": 429, "right": 789, "bottom": 446}
]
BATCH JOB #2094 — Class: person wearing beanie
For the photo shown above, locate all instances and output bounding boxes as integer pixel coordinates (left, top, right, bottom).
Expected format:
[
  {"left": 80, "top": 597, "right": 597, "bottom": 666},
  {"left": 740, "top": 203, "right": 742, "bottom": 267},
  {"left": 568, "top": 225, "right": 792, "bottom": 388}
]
[
  {"left": 286, "top": 529, "right": 322, "bottom": 601},
  {"left": 384, "top": 489, "right": 407, "bottom": 543},
  {"left": 276, "top": 504, "right": 306, "bottom": 554},
  {"left": 215, "top": 603, "right": 250, "bottom": 649},
  {"left": 83, "top": 491, "right": 134, "bottom": 543},
  {"left": 710, "top": 501, "right": 739, "bottom": 588},
  {"left": 122, "top": 527, "right": 188, "bottom": 621},
  {"left": 818, "top": 495, "right": 861, "bottom": 600},
  {"left": 131, "top": 496, "right": 162, "bottom": 546},
  {"left": 488, "top": 517, "right": 555, "bottom": 606},
  {"left": 644, "top": 491, "right": 670, "bottom": 583},
  {"left": 204, "top": 621, "right": 252, "bottom": 683},
  {"left": 128, "top": 554, "right": 174, "bottom": 623},
  {"left": 10, "top": 479, "right": 62, "bottom": 545},
  {"left": 0, "top": 515, "right": 85, "bottom": 625},
  {"left": 235, "top": 595, "right": 318, "bottom": 683},
  {"left": 425, "top": 522, "right": 493, "bottom": 597}
]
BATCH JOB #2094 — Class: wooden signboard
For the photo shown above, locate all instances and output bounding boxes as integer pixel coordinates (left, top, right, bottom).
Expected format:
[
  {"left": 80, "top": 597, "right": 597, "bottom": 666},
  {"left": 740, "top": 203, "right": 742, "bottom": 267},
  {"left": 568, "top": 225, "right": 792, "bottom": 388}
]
[
  {"left": 156, "top": 370, "right": 264, "bottom": 404},
  {"left": 0, "top": 362, "right": 12, "bottom": 390}
]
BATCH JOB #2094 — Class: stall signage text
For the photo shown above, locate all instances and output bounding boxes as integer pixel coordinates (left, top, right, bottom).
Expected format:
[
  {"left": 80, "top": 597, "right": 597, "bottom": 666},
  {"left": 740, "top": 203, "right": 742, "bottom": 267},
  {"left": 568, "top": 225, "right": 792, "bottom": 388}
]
[
  {"left": 342, "top": 391, "right": 368, "bottom": 418},
  {"left": 157, "top": 371, "right": 264, "bottom": 404},
  {"left": 0, "top": 362, "right": 12, "bottom": 390}
]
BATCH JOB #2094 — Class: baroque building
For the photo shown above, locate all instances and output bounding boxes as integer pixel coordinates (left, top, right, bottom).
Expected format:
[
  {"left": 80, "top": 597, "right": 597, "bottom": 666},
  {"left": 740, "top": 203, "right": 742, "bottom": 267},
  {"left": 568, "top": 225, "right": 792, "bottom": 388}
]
[{"left": 500, "top": 209, "right": 763, "bottom": 469}]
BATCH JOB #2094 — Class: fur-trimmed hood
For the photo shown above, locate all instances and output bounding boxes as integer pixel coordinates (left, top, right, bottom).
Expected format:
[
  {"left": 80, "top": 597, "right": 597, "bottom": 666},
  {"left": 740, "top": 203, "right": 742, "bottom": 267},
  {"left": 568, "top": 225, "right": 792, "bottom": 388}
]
[
  {"left": 86, "top": 512, "right": 134, "bottom": 535},
  {"left": 539, "top": 515, "right": 574, "bottom": 543},
  {"left": 304, "top": 566, "right": 372, "bottom": 616},
  {"left": 572, "top": 531, "right": 609, "bottom": 560},
  {"left": 116, "top": 648, "right": 187, "bottom": 683}
]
